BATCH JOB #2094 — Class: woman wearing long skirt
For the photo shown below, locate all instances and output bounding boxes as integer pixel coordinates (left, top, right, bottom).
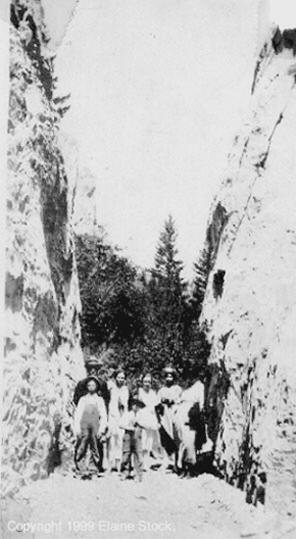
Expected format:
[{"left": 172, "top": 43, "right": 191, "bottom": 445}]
[
  {"left": 157, "top": 366, "right": 182, "bottom": 468},
  {"left": 173, "top": 379, "right": 206, "bottom": 475},
  {"left": 107, "top": 370, "right": 129, "bottom": 472},
  {"left": 138, "top": 373, "right": 160, "bottom": 470}
]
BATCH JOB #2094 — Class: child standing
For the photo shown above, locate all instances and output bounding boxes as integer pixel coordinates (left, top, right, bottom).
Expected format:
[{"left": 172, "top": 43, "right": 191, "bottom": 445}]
[
  {"left": 107, "top": 370, "right": 129, "bottom": 472},
  {"left": 138, "top": 373, "right": 161, "bottom": 470},
  {"left": 74, "top": 377, "right": 108, "bottom": 474},
  {"left": 119, "top": 395, "right": 145, "bottom": 481}
]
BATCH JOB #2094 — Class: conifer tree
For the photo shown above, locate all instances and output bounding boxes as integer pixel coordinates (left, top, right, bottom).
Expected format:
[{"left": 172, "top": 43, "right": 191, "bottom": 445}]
[
  {"left": 181, "top": 243, "right": 212, "bottom": 384},
  {"left": 191, "top": 244, "right": 211, "bottom": 320},
  {"left": 147, "top": 216, "right": 188, "bottom": 370}
]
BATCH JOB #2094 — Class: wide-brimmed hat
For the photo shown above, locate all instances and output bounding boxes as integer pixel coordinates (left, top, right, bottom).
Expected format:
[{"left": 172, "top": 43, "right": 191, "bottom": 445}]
[
  {"left": 163, "top": 365, "right": 176, "bottom": 376},
  {"left": 85, "top": 356, "right": 102, "bottom": 368}
]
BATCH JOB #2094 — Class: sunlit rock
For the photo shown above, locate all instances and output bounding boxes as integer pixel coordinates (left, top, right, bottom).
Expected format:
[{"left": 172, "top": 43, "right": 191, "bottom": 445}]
[
  {"left": 201, "top": 26, "right": 296, "bottom": 516},
  {"left": 3, "top": 0, "right": 84, "bottom": 495}
]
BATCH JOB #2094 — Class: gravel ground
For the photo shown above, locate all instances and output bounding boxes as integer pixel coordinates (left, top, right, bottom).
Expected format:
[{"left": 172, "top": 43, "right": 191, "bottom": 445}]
[{"left": 1, "top": 470, "right": 295, "bottom": 539}]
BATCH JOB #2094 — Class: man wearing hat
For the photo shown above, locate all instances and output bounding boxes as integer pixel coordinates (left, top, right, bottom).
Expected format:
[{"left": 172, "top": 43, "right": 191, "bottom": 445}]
[
  {"left": 73, "top": 357, "right": 110, "bottom": 409},
  {"left": 73, "top": 356, "right": 110, "bottom": 472},
  {"left": 74, "top": 376, "right": 108, "bottom": 474}
]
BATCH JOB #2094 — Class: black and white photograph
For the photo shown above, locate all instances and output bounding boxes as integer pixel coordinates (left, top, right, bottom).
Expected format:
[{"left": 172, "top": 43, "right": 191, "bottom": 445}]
[{"left": 1, "top": 0, "right": 296, "bottom": 537}]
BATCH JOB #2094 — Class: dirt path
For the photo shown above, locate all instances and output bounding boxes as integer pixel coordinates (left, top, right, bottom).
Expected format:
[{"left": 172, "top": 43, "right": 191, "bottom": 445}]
[{"left": 1, "top": 470, "right": 294, "bottom": 539}]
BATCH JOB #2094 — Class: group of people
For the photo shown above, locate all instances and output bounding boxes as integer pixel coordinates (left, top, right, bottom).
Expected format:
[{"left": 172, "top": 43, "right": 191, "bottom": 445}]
[{"left": 72, "top": 358, "right": 207, "bottom": 482}]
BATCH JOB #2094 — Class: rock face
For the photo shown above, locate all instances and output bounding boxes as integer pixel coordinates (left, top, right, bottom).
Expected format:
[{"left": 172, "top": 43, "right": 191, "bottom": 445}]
[
  {"left": 201, "top": 27, "right": 296, "bottom": 517},
  {"left": 73, "top": 166, "right": 97, "bottom": 235},
  {"left": 56, "top": 135, "right": 97, "bottom": 236},
  {"left": 3, "top": 0, "right": 84, "bottom": 494}
]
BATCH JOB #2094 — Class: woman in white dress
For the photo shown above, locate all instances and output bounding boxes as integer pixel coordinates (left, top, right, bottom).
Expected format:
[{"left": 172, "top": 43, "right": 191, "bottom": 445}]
[
  {"left": 138, "top": 373, "right": 160, "bottom": 470},
  {"left": 107, "top": 370, "right": 129, "bottom": 472},
  {"left": 174, "top": 379, "right": 206, "bottom": 473},
  {"left": 157, "top": 366, "right": 182, "bottom": 467}
]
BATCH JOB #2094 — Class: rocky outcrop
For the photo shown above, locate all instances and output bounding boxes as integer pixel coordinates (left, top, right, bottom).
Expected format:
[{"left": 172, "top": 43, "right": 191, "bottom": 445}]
[
  {"left": 3, "top": 0, "right": 84, "bottom": 494},
  {"left": 73, "top": 165, "right": 97, "bottom": 235},
  {"left": 201, "top": 27, "right": 296, "bottom": 517},
  {"left": 57, "top": 135, "right": 97, "bottom": 236}
]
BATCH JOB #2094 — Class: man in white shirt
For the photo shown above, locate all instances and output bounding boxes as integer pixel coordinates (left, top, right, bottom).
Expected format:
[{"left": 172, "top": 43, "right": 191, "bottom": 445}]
[{"left": 74, "top": 377, "right": 108, "bottom": 473}]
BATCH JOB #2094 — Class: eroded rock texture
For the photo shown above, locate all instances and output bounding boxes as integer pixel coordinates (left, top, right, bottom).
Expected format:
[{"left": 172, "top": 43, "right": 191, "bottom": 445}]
[
  {"left": 3, "top": 0, "right": 84, "bottom": 494},
  {"left": 201, "top": 28, "right": 296, "bottom": 516},
  {"left": 73, "top": 165, "right": 97, "bottom": 235}
]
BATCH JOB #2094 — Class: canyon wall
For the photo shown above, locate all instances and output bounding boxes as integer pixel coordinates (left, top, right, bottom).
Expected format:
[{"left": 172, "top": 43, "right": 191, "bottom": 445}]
[
  {"left": 202, "top": 27, "right": 296, "bottom": 517},
  {"left": 72, "top": 164, "right": 97, "bottom": 235},
  {"left": 3, "top": 0, "right": 84, "bottom": 494}
]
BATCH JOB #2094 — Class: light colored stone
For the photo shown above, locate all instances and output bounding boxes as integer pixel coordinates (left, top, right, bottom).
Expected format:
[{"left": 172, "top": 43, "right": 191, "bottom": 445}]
[
  {"left": 201, "top": 27, "right": 296, "bottom": 517},
  {"left": 2, "top": 0, "right": 84, "bottom": 495}
]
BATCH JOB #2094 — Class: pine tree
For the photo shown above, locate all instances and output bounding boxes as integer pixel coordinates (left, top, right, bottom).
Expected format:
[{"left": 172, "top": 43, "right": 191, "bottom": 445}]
[
  {"left": 180, "top": 243, "right": 212, "bottom": 385},
  {"left": 191, "top": 244, "right": 211, "bottom": 321},
  {"left": 153, "top": 216, "right": 186, "bottom": 323},
  {"left": 147, "top": 216, "right": 188, "bottom": 371},
  {"left": 155, "top": 215, "right": 183, "bottom": 277}
]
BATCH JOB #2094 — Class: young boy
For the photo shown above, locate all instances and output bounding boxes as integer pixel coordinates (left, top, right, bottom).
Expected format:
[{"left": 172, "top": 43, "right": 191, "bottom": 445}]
[
  {"left": 74, "top": 377, "right": 108, "bottom": 474},
  {"left": 119, "top": 394, "right": 145, "bottom": 481}
]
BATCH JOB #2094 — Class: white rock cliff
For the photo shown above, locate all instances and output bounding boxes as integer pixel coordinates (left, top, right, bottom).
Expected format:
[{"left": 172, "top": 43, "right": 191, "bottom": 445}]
[
  {"left": 202, "top": 27, "right": 296, "bottom": 516},
  {"left": 3, "top": 0, "right": 84, "bottom": 494}
]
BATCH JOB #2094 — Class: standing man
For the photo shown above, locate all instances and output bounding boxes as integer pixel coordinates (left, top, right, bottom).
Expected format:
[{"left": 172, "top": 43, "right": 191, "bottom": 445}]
[
  {"left": 73, "top": 356, "right": 110, "bottom": 472},
  {"left": 74, "top": 377, "right": 108, "bottom": 474},
  {"left": 73, "top": 357, "right": 110, "bottom": 410}
]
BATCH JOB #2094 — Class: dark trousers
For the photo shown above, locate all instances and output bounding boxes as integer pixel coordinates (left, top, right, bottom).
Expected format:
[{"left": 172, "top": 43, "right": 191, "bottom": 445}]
[
  {"left": 121, "top": 429, "right": 143, "bottom": 477},
  {"left": 97, "top": 441, "right": 104, "bottom": 470},
  {"left": 74, "top": 425, "right": 101, "bottom": 470}
]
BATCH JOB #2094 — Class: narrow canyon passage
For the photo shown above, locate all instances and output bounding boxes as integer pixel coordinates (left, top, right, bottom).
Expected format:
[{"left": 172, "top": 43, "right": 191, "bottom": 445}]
[{"left": 5, "top": 2, "right": 296, "bottom": 537}]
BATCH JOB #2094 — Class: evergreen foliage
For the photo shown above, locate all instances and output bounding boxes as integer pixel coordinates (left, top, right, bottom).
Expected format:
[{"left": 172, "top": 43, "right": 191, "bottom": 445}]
[
  {"left": 191, "top": 245, "right": 211, "bottom": 320},
  {"left": 75, "top": 231, "right": 145, "bottom": 350},
  {"left": 75, "top": 217, "right": 211, "bottom": 387}
]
